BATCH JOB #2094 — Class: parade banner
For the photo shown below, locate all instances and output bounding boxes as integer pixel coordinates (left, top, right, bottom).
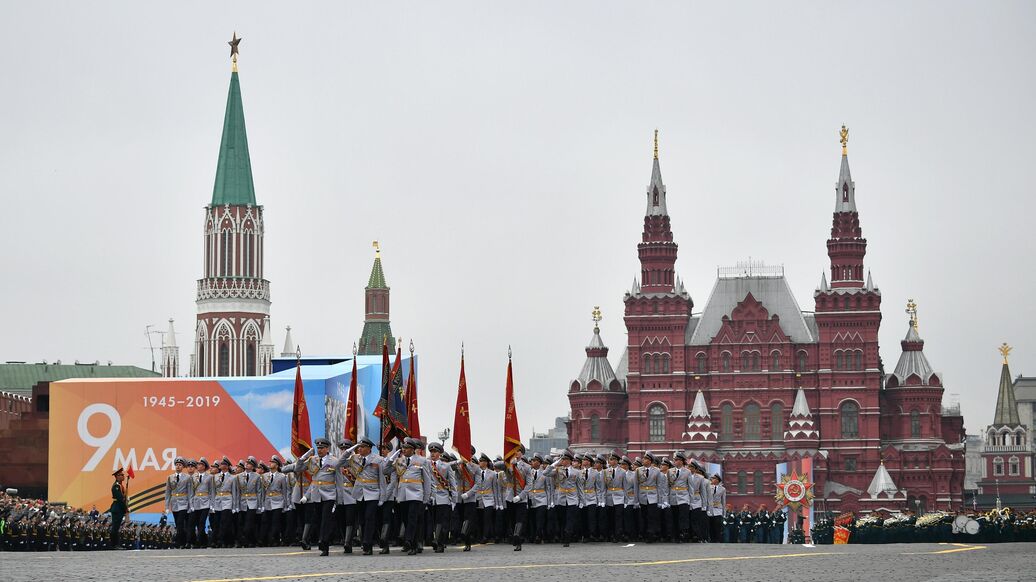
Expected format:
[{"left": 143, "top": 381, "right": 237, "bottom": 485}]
[{"left": 775, "top": 458, "right": 815, "bottom": 544}]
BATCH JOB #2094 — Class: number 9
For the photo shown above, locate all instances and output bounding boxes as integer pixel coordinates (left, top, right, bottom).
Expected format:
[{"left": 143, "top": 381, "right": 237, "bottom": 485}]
[{"left": 78, "top": 403, "right": 121, "bottom": 471}]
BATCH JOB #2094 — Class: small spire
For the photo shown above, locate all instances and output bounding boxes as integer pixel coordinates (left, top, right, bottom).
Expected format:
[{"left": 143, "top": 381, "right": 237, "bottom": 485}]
[
  {"left": 834, "top": 125, "right": 856, "bottom": 212},
  {"left": 164, "top": 318, "right": 177, "bottom": 348},
  {"left": 592, "top": 305, "right": 602, "bottom": 332},
  {"left": 653, "top": 129, "right": 659, "bottom": 160},
  {"left": 993, "top": 344, "right": 1021, "bottom": 426},
  {"left": 819, "top": 272, "right": 829, "bottom": 292},
  {"left": 840, "top": 124, "right": 848, "bottom": 156},
  {"left": 906, "top": 298, "right": 918, "bottom": 330},
  {"left": 791, "top": 388, "right": 812, "bottom": 417},
  {"left": 865, "top": 270, "right": 874, "bottom": 291},
  {"left": 281, "top": 325, "right": 295, "bottom": 357}
]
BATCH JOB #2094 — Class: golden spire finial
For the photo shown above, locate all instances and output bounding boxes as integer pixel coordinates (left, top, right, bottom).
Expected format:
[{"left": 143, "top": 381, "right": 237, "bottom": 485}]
[
  {"left": 905, "top": 298, "right": 918, "bottom": 329},
  {"left": 653, "top": 129, "right": 659, "bottom": 160},
  {"left": 229, "top": 32, "right": 242, "bottom": 73},
  {"left": 840, "top": 124, "right": 849, "bottom": 156},
  {"left": 999, "top": 343, "right": 1012, "bottom": 364},
  {"left": 372, "top": 240, "right": 380, "bottom": 258},
  {"left": 592, "top": 306, "right": 602, "bottom": 331}
]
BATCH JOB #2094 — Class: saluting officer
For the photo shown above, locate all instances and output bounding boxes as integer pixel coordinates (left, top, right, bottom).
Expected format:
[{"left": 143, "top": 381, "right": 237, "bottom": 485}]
[
  {"left": 346, "top": 438, "right": 386, "bottom": 555},
  {"left": 601, "top": 453, "right": 626, "bottom": 543},
  {"left": 387, "top": 438, "right": 432, "bottom": 555},
  {"left": 188, "top": 458, "right": 215, "bottom": 548},
  {"left": 462, "top": 453, "right": 499, "bottom": 544},
  {"left": 426, "top": 442, "right": 457, "bottom": 553},
  {"left": 668, "top": 454, "right": 692, "bottom": 542},
  {"left": 334, "top": 439, "right": 360, "bottom": 554},
  {"left": 706, "top": 474, "right": 726, "bottom": 543},
  {"left": 637, "top": 452, "right": 668, "bottom": 543},
  {"left": 506, "top": 449, "right": 534, "bottom": 551},
  {"left": 283, "top": 437, "right": 346, "bottom": 556},
  {"left": 547, "top": 450, "right": 581, "bottom": 547},
  {"left": 164, "top": 456, "right": 191, "bottom": 548},
  {"left": 519, "top": 453, "right": 550, "bottom": 544}
]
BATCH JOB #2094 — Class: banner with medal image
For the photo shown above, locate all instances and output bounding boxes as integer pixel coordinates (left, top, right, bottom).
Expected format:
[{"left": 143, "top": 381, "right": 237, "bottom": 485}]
[{"left": 775, "top": 457, "right": 815, "bottom": 544}]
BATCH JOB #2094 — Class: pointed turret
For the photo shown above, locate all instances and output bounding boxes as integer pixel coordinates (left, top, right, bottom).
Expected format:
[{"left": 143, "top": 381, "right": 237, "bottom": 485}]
[
  {"left": 682, "top": 390, "right": 718, "bottom": 442},
  {"left": 211, "top": 59, "right": 256, "bottom": 206},
  {"left": 163, "top": 318, "right": 177, "bottom": 348},
  {"left": 865, "top": 270, "right": 874, "bottom": 291},
  {"left": 261, "top": 317, "right": 274, "bottom": 347},
  {"left": 161, "top": 318, "right": 179, "bottom": 378},
  {"left": 785, "top": 388, "right": 819, "bottom": 441},
  {"left": 993, "top": 344, "right": 1021, "bottom": 427},
  {"left": 887, "top": 301, "right": 939, "bottom": 387},
  {"left": 818, "top": 272, "right": 829, "bottom": 292},
  {"left": 359, "top": 241, "right": 395, "bottom": 355},
  {"left": 866, "top": 461, "right": 901, "bottom": 499},
  {"left": 571, "top": 307, "right": 622, "bottom": 392},
  {"left": 637, "top": 130, "right": 685, "bottom": 297},
  {"left": 257, "top": 316, "right": 275, "bottom": 375},
  {"left": 825, "top": 125, "right": 868, "bottom": 289},
  {"left": 280, "top": 325, "right": 295, "bottom": 358},
  {"left": 646, "top": 129, "right": 668, "bottom": 216},
  {"left": 835, "top": 133, "right": 856, "bottom": 213}
]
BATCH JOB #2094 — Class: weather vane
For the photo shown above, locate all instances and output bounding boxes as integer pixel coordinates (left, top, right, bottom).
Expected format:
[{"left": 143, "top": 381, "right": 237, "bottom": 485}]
[
  {"left": 999, "top": 343, "right": 1012, "bottom": 364},
  {"left": 653, "top": 129, "right": 659, "bottom": 160},
  {"left": 592, "top": 306, "right": 602, "bottom": 331},
  {"left": 905, "top": 298, "right": 918, "bottom": 329},
  {"left": 228, "top": 32, "right": 242, "bottom": 72},
  {"left": 373, "top": 240, "right": 380, "bottom": 258},
  {"left": 840, "top": 124, "right": 849, "bottom": 156}
]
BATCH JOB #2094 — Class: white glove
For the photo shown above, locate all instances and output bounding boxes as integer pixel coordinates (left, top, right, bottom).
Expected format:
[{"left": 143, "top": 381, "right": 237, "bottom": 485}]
[
  {"left": 299, "top": 495, "right": 308, "bottom": 504},
  {"left": 513, "top": 496, "right": 521, "bottom": 503}
]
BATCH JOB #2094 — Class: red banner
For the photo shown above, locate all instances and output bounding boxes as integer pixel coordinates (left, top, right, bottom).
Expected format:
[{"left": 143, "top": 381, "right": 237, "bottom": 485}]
[
  {"left": 290, "top": 362, "right": 312, "bottom": 458},
  {"left": 343, "top": 355, "right": 358, "bottom": 442},
  {"left": 452, "top": 352, "right": 472, "bottom": 461}
]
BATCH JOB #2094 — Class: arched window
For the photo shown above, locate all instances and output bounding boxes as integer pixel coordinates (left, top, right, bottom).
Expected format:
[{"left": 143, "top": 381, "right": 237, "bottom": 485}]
[
  {"left": 752, "top": 352, "right": 760, "bottom": 371},
  {"left": 910, "top": 410, "right": 921, "bottom": 438},
  {"left": 218, "top": 343, "right": 230, "bottom": 376},
  {"left": 653, "top": 354, "right": 662, "bottom": 376},
  {"left": 220, "top": 229, "right": 232, "bottom": 276},
  {"left": 198, "top": 343, "right": 205, "bottom": 376},
  {"left": 797, "top": 352, "right": 807, "bottom": 372},
  {"left": 741, "top": 352, "right": 750, "bottom": 370},
  {"left": 855, "top": 350, "right": 863, "bottom": 371},
  {"left": 753, "top": 470, "right": 764, "bottom": 495},
  {"left": 993, "top": 457, "right": 1004, "bottom": 476},
  {"left": 722, "top": 352, "right": 731, "bottom": 372},
  {"left": 835, "top": 351, "right": 844, "bottom": 370},
  {"left": 744, "top": 403, "right": 761, "bottom": 439},
  {"left": 246, "top": 344, "right": 256, "bottom": 376},
  {"left": 1009, "top": 457, "right": 1020, "bottom": 476},
  {"left": 771, "top": 351, "right": 780, "bottom": 371},
  {"left": 737, "top": 471, "right": 747, "bottom": 495},
  {"left": 771, "top": 402, "right": 784, "bottom": 440},
  {"left": 720, "top": 404, "right": 733, "bottom": 440},
  {"left": 696, "top": 353, "right": 707, "bottom": 373},
  {"left": 642, "top": 353, "right": 651, "bottom": 374},
  {"left": 242, "top": 229, "right": 252, "bottom": 277},
  {"left": 662, "top": 353, "right": 670, "bottom": 374},
  {"left": 648, "top": 405, "right": 666, "bottom": 442},
  {"left": 840, "top": 401, "right": 859, "bottom": 438},
  {"left": 590, "top": 414, "right": 600, "bottom": 441}
]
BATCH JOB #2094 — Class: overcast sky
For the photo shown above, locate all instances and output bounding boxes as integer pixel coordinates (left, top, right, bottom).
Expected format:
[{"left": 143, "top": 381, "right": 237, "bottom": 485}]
[{"left": 2, "top": 2, "right": 1034, "bottom": 453}]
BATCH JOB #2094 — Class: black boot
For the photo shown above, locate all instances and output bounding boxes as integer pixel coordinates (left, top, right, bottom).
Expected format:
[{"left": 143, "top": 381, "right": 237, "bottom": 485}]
[
  {"left": 319, "top": 543, "right": 329, "bottom": 556},
  {"left": 362, "top": 544, "right": 373, "bottom": 555},
  {"left": 300, "top": 524, "right": 312, "bottom": 551},
  {"left": 343, "top": 526, "right": 354, "bottom": 554}
]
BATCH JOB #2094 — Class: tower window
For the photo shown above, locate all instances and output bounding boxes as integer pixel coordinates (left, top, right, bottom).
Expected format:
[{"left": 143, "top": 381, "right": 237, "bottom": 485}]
[
  {"left": 722, "top": 352, "right": 731, "bottom": 372},
  {"left": 993, "top": 457, "right": 1004, "bottom": 476},
  {"left": 753, "top": 470, "right": 764, "bottom": 495},
  {"left": 648, "top": 404, "right": 666, "bottom": 442},
  {"left": 797, "top": 352, "right": 807, "bottom": 372},
  {"left": 246, "top": 344, "right": 256, "bottom": 376},
  {"left": 836, "top": 351, "right": 844, "bottom": 370},
  {"left": 737, "top": 470, "right": 747, "bottom": 495},
  {"left": 590, "top": 414, "right": 600, "bottom": 441},
  {"left": 720, "top": 404, "right": 733, "bottom": 440},
  {"left": 910, "top": 410, "right": 921, "bottom": 438},
  {"left": 1009, "top": 457, "right": 1020, "bottom": 476},
  {"left": 220, "top": 229, "right": 232, "bottom": 276},
  {"left": 855, "top": 350, "right": 863, "bottom": 371},
  {"left": 840, "top": 401, "right": 859, "bottom": 438},
  {"left": 844, "top": 457, "right": 857, "bottom": 471},
  {"left": 652, "top": 185, "right": 659, "bottom": 205},
  {"left": 771, "top": 351, "right": 780, "bottom": 371},
  {"left": 696, "top": 353, "right": 707, "bottom": 373},
  {"left": 218, "top": 343, "right": 230, "bottom": 376},
  {"left": 771, "top": 402, "right": 784, "bottom": 440},
  {"left": 744, "top": 403, "right": 760, "bottom": 440}
]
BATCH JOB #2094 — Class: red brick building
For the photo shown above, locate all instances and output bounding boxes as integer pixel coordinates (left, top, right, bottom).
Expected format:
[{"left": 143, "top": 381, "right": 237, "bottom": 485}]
[{"left": 568, "top": 129, "right": 967, "bottom": 513}]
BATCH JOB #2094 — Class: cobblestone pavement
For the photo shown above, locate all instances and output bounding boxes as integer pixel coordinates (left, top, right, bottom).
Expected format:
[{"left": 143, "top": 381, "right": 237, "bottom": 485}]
[{"left": 2, "top": 542, "right": 1031, "bottom": 582}]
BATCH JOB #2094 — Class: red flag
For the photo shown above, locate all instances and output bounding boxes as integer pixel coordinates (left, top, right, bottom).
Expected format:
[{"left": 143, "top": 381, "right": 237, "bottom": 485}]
[
  {"left": 343, "top": 353, "right": 358, "bottom": 443},
  {"left": 126, "top": 466, "right": 135, "bottom": 480},
  {"left": 503, "top": 352, "right": 523, "bottom": 467},
  {"left": 452, "top": 349, "right": 472, "bottom": 462},
  {"left": 405, "top": 345, "right": 421, "bottom": 438},
  {"left": 290, "top": 359, "right": 312, "bottom": 458}
]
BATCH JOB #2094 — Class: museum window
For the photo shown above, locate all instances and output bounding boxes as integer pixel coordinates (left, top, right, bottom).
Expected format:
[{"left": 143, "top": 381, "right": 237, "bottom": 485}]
[
  {"left": 744, "top": 403, "right": 761, "bottom": 440},
  {"left": 590, "top": 414, "right": 600, "bottom": 441},
  {"left": 753, "top": 470, "right": 764, "bottom": 495},
  {"left": 741, "top": 352, "right": 750, "bottom": 370},
  {"left": 648, "top": 404, "right": 666, "bottom": 442},
  {"left": 246, "top": 344, "right": 256, "bottom": 376},
  {"left": 737, "top": 471, "right": 747, "bottom": 494},
  {"left": 771, "top": 351, "right": 780, "bottom": 371},
  {"left": 844, "top": 457, "right": 857, "bottom": 472},
  {"left": 662, "top": 353, "right": 670, "bottom": 374},
  {"left": 797, "top": 351, "right": 807, "bottom": 372},
  {"left": 654, "top": 354, "right": 662, "bottom": 375},
  {"left": 993, "top": 457, "right": 1004, "bottom": 476},
  {"left": 1009, "top": 457, "right": 1020, "bottom": 476},
  {"left": 722, "top": 352, "right": 731, "bottom": 372},
  {"left": 696, "top": 353, "right": 707, "bottom": 373},
  {"left": 910, "top": 410, "right": 921, "bottom": 438},
  {"left": 720, "top": 404, "right": 733, "bottom": 440},
  {"left": 643, "top": 353, "right": 652, "bottom": 374},
  {"left": 840, "top": 401, "right": 859, "bottom": 438},
  {"left": 771, "top": 402, "right": 784, "bottom": 440},
  {"left": 218, "top": 342, "right": 230, "bottom": 376},
  {"left": 855, "top": 350, "right": 863, "bottom": 370},
  {"left": 835, "top": 351, "right": 844, "bottom": 370}
]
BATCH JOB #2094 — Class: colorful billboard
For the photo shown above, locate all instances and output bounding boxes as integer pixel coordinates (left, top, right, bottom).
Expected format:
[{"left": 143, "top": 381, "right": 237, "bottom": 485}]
[{"left": 48, "top": 356, "right": 415, "bottom": 522}]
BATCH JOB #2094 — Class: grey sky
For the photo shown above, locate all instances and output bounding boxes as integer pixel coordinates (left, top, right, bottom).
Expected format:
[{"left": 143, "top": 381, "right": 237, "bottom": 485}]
[{"left": 2, "top": 2, "right": 1034, "bottom": 453}]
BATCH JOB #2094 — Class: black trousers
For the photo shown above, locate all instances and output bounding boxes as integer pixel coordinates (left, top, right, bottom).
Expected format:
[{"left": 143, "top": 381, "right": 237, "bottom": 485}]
[
  {"left": 459, "top": 501, "right": 477, "bottom": 540},
  {"left": 218, "top": 509, "right": 236, "bottom": 546},
  {"left": 673, "top": 504, "right": 690, "bottom": 539},
  {"left": 558, "top": 504, "right": 578, "bottom": 541},
  {"left": 691, "top": 508, "right": 709, "bottom": 542},
  {"left": 109, "top": 511, "right": 125, "bottom": 548},
  {"left": 477, "top": 506, "right": 495, "bottom": 540},
  {"left": 581, "top": 505, "right": 598, "bottom": 539},
  {"left": 604, "top": 504, "right": 622, "bottom": 540},
  {"left": 208, "top": 509, "right": 220, "bottom": 543},
  {"left": 187, "top": 508, "right": 209, "bottom": 547},
  {"left": 172, "top": 509, "right": 188, "bottom": 547},
  {"left": 641, "top": 503, "right": 660, "bottom": 539},
  {"left": 528, "top": 505, "right": 546, "bottom": 540},
  {"left": 623, "top": 506, "right": 638, "bottom": 540},
  {"left": 511, "top": 502, "right": 528, "bottom": 539},
  {"left": 377, "top": 501, "right": 396, "bottom": 545},
  {"left": 312, "top": 500, "right": 335, "bottom": 548},
  {"left": 262, "top": 508, "right": 282, "bottom": 545},
  {"left": 335, "top": 503, "right": 356, "bottom": 546},
  {"left": 400, "top": 500, "right": 423, "bottom": 546},
  {"left": 239, "top": 508, "right": 257, "bottom": 545},
  {"left": 283, "top": 508, "right": 297, "bottom": 544},
  {"left": 357, "top": 500, "right": 379, "bottom": 546},
  {"left": 709, "top": 515, "right": 724, "bottom": 542}
]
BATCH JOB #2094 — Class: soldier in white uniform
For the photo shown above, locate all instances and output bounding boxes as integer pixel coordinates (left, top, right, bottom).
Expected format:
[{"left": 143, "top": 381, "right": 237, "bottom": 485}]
[
  {"left": 259, "top": 458, "right": 288, "bottom": 546},
  {"left": 164, "top": 456, "right": 191, "bottom": 548},
  {"left": 689, "top": 460, "right": 711, "bottom": 542},
  {"left": 668, "top": 453, "right": 693, "bottom": 542},
  {"left": 518, "top": 453, "right": 549, "bottom": 544},
  {"left": 505, "top": 449, "right": 533, "bottom": 551},
  {"left": 601, "top": 453, "right": 626, "bottom": 542},
  {"left": 236, "top": 458, "right": 261, "bottom": 547},
  {"left": 212, "top": 457, "right": 239, "bottom": 548},
  {"left": 188, "top": 458, "right": 215, "bottom": 548},
  {"left": 282, "top": 437, "right": 350, "bottom": 556},
  {"left": 706, "top": 474, "right": 726, "bottom": 543},
  {"left": 637, "top": 452, "right": 668, "bottom": 543},
  {"left": 344, "top": 437, "right": 385, "bottom": 555},
  {"left": 462, "top": 453, "right": 498, "bottom": 544},
  {"left": 426, "top": 442, "right": 456, "bottom": 553},
  {"left": 334, "top": 439, "right": 360, "bottom": 554},
  {"left": 547, "top": 450, "right": 580, "bottom": 547},
  {"left": 386, "top": 438, "right": 432, "bottom": 555}
]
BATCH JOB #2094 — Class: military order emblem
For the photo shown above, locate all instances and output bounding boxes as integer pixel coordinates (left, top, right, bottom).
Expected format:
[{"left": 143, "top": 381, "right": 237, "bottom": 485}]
[{"left": 775, "top": 470, "right": 814, "bottom": 511}]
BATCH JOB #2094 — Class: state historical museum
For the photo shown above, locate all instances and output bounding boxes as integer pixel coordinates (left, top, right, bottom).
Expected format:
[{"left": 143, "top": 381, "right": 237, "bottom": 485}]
[{"left": 567, "top": 129, "right": 967, "bottom": 514}]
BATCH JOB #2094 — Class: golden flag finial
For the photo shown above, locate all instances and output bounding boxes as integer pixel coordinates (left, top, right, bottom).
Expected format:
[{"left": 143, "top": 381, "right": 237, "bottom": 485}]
[
  {"left": 840, "top": 124, "right": 849, "bottom": 156},
  {"left": 592, "top": 306, "right": 602, "bottom": 331},
  {"left": 653, "top": 129, "right": 659, "bottom": 160},
  {"left": 372, "top": 240, "right": 380, "bottom": 258},
  {"left": 999, "top": 343, "right": 1012, "bottom": 364},
  {"left": 905, "top": 298, "right": 918, "bottom": 330}
]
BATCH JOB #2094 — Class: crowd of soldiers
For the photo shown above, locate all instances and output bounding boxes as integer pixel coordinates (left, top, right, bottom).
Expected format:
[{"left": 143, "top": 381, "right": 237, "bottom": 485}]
[
  {"left": 0, "top": 493, "right": 175, "bottom": 551},
  {"left": 722, "top": 504, "right": 788, "bottom": 543},
  {"left": 160, "top": 437, "right": 741, "bottom": 556}
]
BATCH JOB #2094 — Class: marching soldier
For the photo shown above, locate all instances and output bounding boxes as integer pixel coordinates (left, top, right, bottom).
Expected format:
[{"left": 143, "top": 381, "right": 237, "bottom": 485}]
[
  {"left": 283, "top": 437, "right": 348, "bottom": 556},
  {"left": 387, "top": 438, "right": 432, "bottom": 555},
  {"left": 164, "top": 456, "right": 191, "bottom": 548},
  {"left": 754, "top": 504, "right": 770, "bottom": 544},
  {"left": 213, "top": 458, "right": 239, "bottom": 548},
  {"left": 236, "top": 458, "right": 261, "bottom": 547},
  {"left": 493, "top": 460, "right": 511, "bottom": 544},
  {"left": 262, "top": 456, "right": 289, "bottom": 546},
  {"left": 576, "top": 454, "right": 603, "bottom": 542},
  {"left": 636, "top": 452, "right": 668, "bottom": 543},
  {"left": 507, "top": 449, "right": 534, "bottom": 551},
  {"left": 449, "top": 447, "right": 479, "bottom": 551},
  {"left": 426, "top": 442, "right": 457, "bottom": 553},
  {"left": 462, "top": 453, "right": 499, "bottom": 544},
  {"left": 668, "top": 454, "right": 693, "bottom": 542},
  {"left": 706, "top": 474, "right": 726, "bottom": 543},
  {"left": 658, "top": 457, "right": 675, "bottom": 542},
  {"left": 737, "top": 504, "right": 754, "bottom": 543},
  {"left": 188, "top": 458, "right": 215, "bottom": 548},
  {"left": 377, "top": 442, "right": 398, "bottom": 552},
  {"left": 620, "top": 456, "right": 638, "bottom": 542},
  {"left": 345, "top": 437, "right": 386, "bottom": 555},
  {"left": 688, "top": 460, "right": 710, "bottom": 543},
  {"left": 770, "top": 503, "right": 786, "bottom": 544},
  {"left": 520, "top": 453, "right": 550, "bottom": 544},
  {"left": 601, "top": 453, "right": 626, "bottom": 543},
  {"left": 334, "top": 439, "right": 359, "bottom": 554},
  {"left": 548, "top": 450, "right": 580, "bottom": 547}
]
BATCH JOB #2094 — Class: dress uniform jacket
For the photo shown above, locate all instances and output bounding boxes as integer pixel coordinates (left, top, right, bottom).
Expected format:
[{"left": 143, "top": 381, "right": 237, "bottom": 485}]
[
  {"left": 706, "top": 483, "right": 726, "bottom": 517},
  {"left": 547, "top": 464, "right": 580, "bottom": 507},
  {"left": 164, "top": 471, "right": 191, "bottom": 512},
  {"left": 428, "top": 458, "right": 456, "bottom": 506},
  {"left": 688, "top": 473, "right": 708, "bottom": 510},
  {"left": 601, "top": 466, "right": 627, "bottom": 507},
  {"left": 622, "top": 468, "right": 639, "bottom": 507},
  {"left": 285, "top": 472, "right": 298, "bottom": 510},
  {"left": 668, "top": 468, "right": 692, "bottom": 506},
  {"left": 519, "top": 465, "right": 550, "bottom": 508},
  {"left": 508, "top": 461, "right": 534, "bottom": 501},
  {"left": 283, "top": 449, "right": 347, "bottom": 503},
  {"left": 452, "top": 460, "right": 479, "bottom": 499},
  {"left": 237, "top": 471, "right": 261, "bottom": 510},
  {"left": 463, "top": 467, "right": 499, "bottom": 508},
  {"left": 336, "top": 455, "right": 360, "bottom": 506},
  {"left": 577, "top": 467, "right": 603, "bottom": 507},
  {"left": 262, "top": 471, "right": 290, "bottom": 511},
  {"left": 190, "top": 472, "right": 216, "bottom": 512},
  {"left": 636, "top": 466, "right": 668, "bottom": 505},
  {"left": 212, "top": 470, "right": 239, "bottom": 512},
  {"left": 349, "top": 451, "right": 387, "bottom": 502},
  {"left": 388, "top": 452, "right": 432, "bottom": 503}
]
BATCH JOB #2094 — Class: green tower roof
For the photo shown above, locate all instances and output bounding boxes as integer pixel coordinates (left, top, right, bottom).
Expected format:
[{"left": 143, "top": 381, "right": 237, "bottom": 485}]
[
  {"left": 367, "top": 256, "right": 388, "bottom": 289},
  {"left": 211, "top": 71, "right": 256, "bottom": 206},
  {"left": 993, "top": 359, "right": 1021, "bottom": 427}
]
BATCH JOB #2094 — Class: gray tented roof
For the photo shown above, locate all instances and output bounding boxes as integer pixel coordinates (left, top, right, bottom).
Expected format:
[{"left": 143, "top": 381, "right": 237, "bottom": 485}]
[{"left": 688, "top": 275, "right": 815, "bottom": 345}]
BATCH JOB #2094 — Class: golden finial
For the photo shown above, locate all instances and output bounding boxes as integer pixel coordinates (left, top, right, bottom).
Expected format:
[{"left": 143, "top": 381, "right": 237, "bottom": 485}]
[
  {"left": 228, "top": 32, "right": 242, "bottom": 73},
  {"left": 999, "top": 343, "right": 1012, "bottom": 364},
  {"left": 372, "top": 240, "right": 380, "bottom": 258},
  {"left": 653, "top": 129, "right": 659, "bottom": 160},
  {"left": 409, "top": 338, "right": 415, "bottom": 355},
  {"left": 905, "top": 298, "right": 918, "bottom": 330},
  {"left": 352, "top": 342, "right": 357, "bottom": 357},
  {"left": 839, "top": 125, "right": 849, "bottom": 156},
  {"left": 592, "top": 306, "right": 602, "bottom": 331}
]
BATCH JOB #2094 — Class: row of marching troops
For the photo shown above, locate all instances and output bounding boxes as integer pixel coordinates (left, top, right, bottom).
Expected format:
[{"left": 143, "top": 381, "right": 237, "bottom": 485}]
[
  {"left": 723, "top": 504, "right": 788, "bottom": 544},
  {"left": 164, "top": 436, "right": 743, "bottom": 555},
  {"left": 1, "top": 516, "right": 175, "bottom": 552}
]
